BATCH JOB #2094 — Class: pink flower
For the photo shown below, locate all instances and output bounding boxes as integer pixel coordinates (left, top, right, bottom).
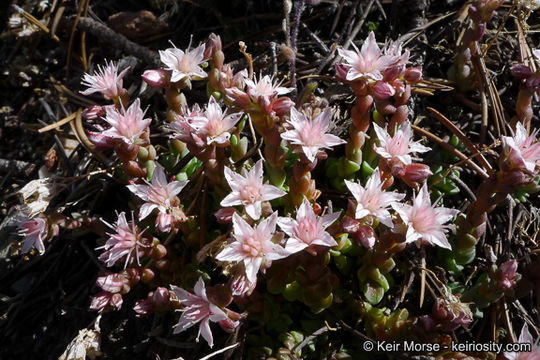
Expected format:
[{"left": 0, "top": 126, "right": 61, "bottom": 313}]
[
  {"left": 159, "top": 43, "right": 207, "bottom": 83},
  {"left": 337, "top": 32, "right": 400, "bottom": 82},
  {"left": 90, "top": 292, "right": 123, "bottom": 311},
  {"left": 168, "top": 103, "right": 204, "bottom": 144},
  {"left": 245, "top": 74, "right": 293, "bottom": 101},
  {"left": 392, "top": 184, "right": 459, "bottom": 249},
  {"left": 127, "top": 165, "right": 188, "bottom": 220},
  {"left": 277, "top": 197, "right": 340, "bottom": 255},
  {"left": 142, "top": 69, "right": 169, "bottom": 88},
  {"left": 230, "top": 264, "right": 257, "bottom": 297},
  {"left": 501, "top": 122, "right": 540, "bottom": 174},
  {"left": 373, "top": 120, "right": 431, "bottom": 166},
  {"left": 102, "top": 99, "right": 151, "bottom": 145},
  {"left": 504, "top": 323, "right": 540, "bottom": 360},
  {"left": 216, "top": 212, "right": 290, "bottom": 283},
  {"left": 170, "top": 277, "right": 228, "bottom": 348},
  {"left": 345, "top": 167, "right": 405, "bottom": 228},
  {"left": 281, "top": 107, "right": 346, "bottom": 162},
  {"left": 98, "top": 212, "right": 148, "bottom": 268},
  {"left": 17, "top": 216, "right": 48, "bottom": 254},
  {"left": 96, "top": 272, "right": 127, "bottom": 293},
  {"left": 80, "top": 60, "right": 129, "bottom": 100},
  {"left": 221, "top": 160, "right": 286, "bottom": 220},
  {"left": 187, "top": 96, "right": 243, "bottom": 146}
]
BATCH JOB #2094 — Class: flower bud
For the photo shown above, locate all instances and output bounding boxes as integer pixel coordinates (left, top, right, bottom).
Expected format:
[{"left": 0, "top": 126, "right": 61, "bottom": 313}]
[
  {"left": 156, "top": 213, "right": 174, "bottom": 233},
  {"left": 110, "top": 293, "right": 123, "bottom": 309},
  {"left": 341, "top": 216, "right": 360, "bottom": 233},
  {"left": 142, "top": 69, "right": 169, "bottom": 88},
  {"left": 403, "top": 163, "right": 432, "bottom": 183},
  {"left": 141, "top": 267, "right": 155, "bottom": 283},
  {"left": 510, "top": 64, "right": 533, "bottom": 79},
  {"left": 215, "top": 207, "right": 235, "bottom": 224},
  {"left": 82, "top": 105, "right": 105, "bottom": 121},
  {"left": 204, "top": 33, "right": 222, "bottom": 59},
  {"left": 152, "top": 287, "right": 170, "bottom": 307},
  {"left": 269, "top": 98, "right": 291, "bottom": 118},
  {"left": 224, "top": 87, "right": 250, "bottom": 108},
  {"left": 496, "top": 260, "right": 519, "bottom": 291},
  {"left": 96, "top": 272, "right": 126, "bottom": 293},
  {"left": 133, "top": 299, "right": 154, "bottom": 316},
  {"left": 87, "top": 131, "right": 116, "bottom": 150},
  {"left": 404, "top": 67, "right": 423, "bottom": 84},
  {"left": 372, "top": 81, "right": 395, "bottom": 101},
  {"left": 335, "top": 63, "right": 349, "bottom": 81},
  {"left": 353, "top": 225, "right": 377, "bottom": 249}
]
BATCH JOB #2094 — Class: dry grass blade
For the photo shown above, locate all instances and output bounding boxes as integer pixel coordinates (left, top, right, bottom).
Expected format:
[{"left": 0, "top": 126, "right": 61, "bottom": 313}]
[
  {"left": 38, "top": 113, "right": 77, "bottom": 133},
  {"left": 411, "top": 124, "right": 489, "bottom": 179},
  {"left": 400, "top": 11, "right": 457, "bottom": 46},
  {"left": 69, "top": 108, "right": 107, "bottom": 163},
  {"left": 66, "top": 0, "right": 89, "bottom": 78},
  {"left": 12, "top": 4, "right": 60, "bottom": 42},
  {"left": 52, "top": 82, "right": 96, "bottom": 106},
  {"left": 427, "top": 107, "right": 493, "bottom": 174},
  {"left": 481, "top": 3, "right": 516, "bottom": 58}
]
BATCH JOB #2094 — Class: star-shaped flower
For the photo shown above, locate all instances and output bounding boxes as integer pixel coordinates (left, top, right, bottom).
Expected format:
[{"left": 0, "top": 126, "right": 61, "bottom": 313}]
[
  {"left": 188, "top": 96, "right": 243, "bottom": 146},
  {"left": 159, "top": 43, "right": 207, "bottom": 83},
  {"left": 501, "top": 122, "right": 540, "bottom": 174},
  {"left": 98, "top": 212, "right": 148, "bottom": 268},
  {"left": 216, "top": 212, "right": 290, "bottom": 283},
  {"left": 244, "top": 74, "right": 293, "bottom": 101},
  {"left": 102, "top": 99, "right": 151, "bottom": 145},
  {"left": 281, "top": 107, "right": 346, "bottom": 162},
  {"left": 392, "top": 184, "right": 459, "bottom": 249},
  {"left": 170, "top": 277, "right": 228, "bottom": 348},
  {"left": 373, "top": 120, "right": 431, "bottom": 166},
  {"left": 344, "top": 167, "right": 405, "bottom": 228},
  {"left": 220, "top": 160, "right": 286, "bottom": 220},
  {"left": 337, "top": 32, "right": 400, "bottom": 82},
  {"left": 17, "top": 216, "right": 48, "bottom": 254},
  {"left": 80, "top": 60, "right": 128, "bottom": 100},
  {"left": 277, "top": 197, "right": 340, "bottom": 255},
  {"left": 127, "top": 164, "right": 188, "bottom": 220}
]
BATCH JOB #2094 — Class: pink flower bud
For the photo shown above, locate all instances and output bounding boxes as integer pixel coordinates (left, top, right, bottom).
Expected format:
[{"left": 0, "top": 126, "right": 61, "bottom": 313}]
[
  {"left": 353, "top": 225, "right": 377, "bottom": 249},
  {"left": 258, "top": 95, "right": 273, "bottom": 115},
  {"left": 156, "top": 212, "right": 174, "bottom": 233},
  {"left": 219, "top": 316, "right": 240, "bottom": 333},
  {"left": 525, "top": 75, "right": 540, "bottom": 91},
  {"left": 335, "top": 63, "right": 349, "bottom": 81},
  {"left": 204, "top": 33, "right": 222, "bottom": 59},
  {"left": 224, "top": 87, "right": 250, "bottom": 108},
  {"left": 87, "top": 131, "right": 116, "bottom": 150},
  {"left": 510, "top": 64, "right": 533, "bottom": 79},
  {"left": 142, "top": 69, "right": 169, "bottom": 88},
  {"left": 152, "top": 287, "right": 170, "bottom": 307},
  {"left": 110, "top": 293, "right": 123, "bottom": 309},
  {"left": 402, "top": 163, "right": 433, "bottom": 183},
  {"left": 215, "top": 207, "right": 235, "bottom": 224},
  {"left": 96, "top": 273, "right": 126, "bottom": 293},
  {"left": 272, "top": 97, "right": 295, "bottom": 117},
  {"left": 383, "top": 65, "right": 403, "bottom": 82},
  {"left": 89, "top": 292, "right": 113, "bottom": 311},
  {"left": 82, "top": 105, "right": 105, "bottom": 121},
  {"left": 404, "top": 67, "right": 423, "bottom": 84},
  {"left": 497, "top": 260, "right": 519, "bottom": 291},
  {"left": 133, "top": 299, "right": 153, "bottom": 316},
  {"left": 372, "top": 81, "right": 396, "bottom": 100},
  {"left": 341, "top": 216, "right": 360, "bottom": 233}
]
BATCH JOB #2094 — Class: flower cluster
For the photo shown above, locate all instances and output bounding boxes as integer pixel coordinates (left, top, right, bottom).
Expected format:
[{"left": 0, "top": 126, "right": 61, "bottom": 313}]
[{"left": 13, "top": 23, "right": 537, "bottom": 356}]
